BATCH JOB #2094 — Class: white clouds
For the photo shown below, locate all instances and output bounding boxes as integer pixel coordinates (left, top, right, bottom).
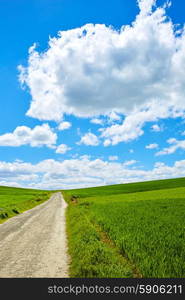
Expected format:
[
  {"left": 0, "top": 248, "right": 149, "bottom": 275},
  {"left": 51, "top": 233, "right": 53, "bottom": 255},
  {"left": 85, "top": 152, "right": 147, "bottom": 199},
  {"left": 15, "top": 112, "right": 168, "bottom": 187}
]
[
  {"left": 56, "top": 143, "right": 71, "bottom": 154},
  {"left": 19, "top": 0, "right": 185, "bottom": 143},
  {"left": 1, "top": 157, "right": 185, "bottom": 190},
  {"left": 103, "top": 139, "right": 111, "bottom": 147},
  {"left": 156, "top": 138, "right": 185, "bottom": 155},
  {"left": 0, "top": 124, "right": 57, "bottom": 148},
  {"left": 78, "top": 132, "right": 99, "bottom": 146},
  {"left": 151, "top": 124, "right": 162, "bottom": 132},
  {"left": 58, "top": 121, "right": 71, "bottom": 131},
  {"left": 146, "top": 143, "right": 158, "bottom": 149},
  {"left": 90, "top": 118, "right": 104, "bottom": 125},
  {"left": 101, "top": 103, "right": 165, "bottom": 145},
  {"left": 0, "top": 181, "right": 21, "bottom": 188},
  {"left": 137, "top": 0, "right": 156, "bottom": 17},
  {"left": 3, "top": 0, "right": 185, "bottom": 190},
  {"left": 108, "top": 111, "right": 121, "bottom": 123},
  {"left": 101, "top": 113, "right": 144, "bottom": 145},
  {"left": 101, "top": 100, "right": 172, "bottom": 145},
  {"left": 123, "top": 160, "right": 137, "bottom": 166},
  {"left": 108, "top": 155, "right": 118, "bottom": 161}
]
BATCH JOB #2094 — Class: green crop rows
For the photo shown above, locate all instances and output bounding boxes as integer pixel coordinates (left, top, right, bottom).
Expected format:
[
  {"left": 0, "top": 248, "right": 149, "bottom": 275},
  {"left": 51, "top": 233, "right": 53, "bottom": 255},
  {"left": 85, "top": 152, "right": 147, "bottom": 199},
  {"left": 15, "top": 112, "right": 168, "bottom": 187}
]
[{"left": 63, "top": 177, "right": 185, "bottom": 278}]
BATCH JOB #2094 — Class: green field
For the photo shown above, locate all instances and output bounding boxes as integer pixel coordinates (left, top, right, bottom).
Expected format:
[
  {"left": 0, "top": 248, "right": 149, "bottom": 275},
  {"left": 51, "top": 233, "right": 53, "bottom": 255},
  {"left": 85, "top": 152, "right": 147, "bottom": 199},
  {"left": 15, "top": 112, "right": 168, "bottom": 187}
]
[
  {"left": 0, "top": 186, "right": 51, "bottom": 223},
  {"left": 63, "top": 177, "right": 185, "bottom": 278}
]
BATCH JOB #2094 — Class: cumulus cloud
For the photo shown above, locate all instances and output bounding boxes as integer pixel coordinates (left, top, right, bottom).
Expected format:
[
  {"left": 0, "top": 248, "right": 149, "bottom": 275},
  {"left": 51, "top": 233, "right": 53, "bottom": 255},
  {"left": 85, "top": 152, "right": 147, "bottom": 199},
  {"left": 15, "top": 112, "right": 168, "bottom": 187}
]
[
  {"left": 137, "top": 0, "right": 156, "bottom": 16},
  {"left": 146, "top": 143, "right": 158, "bottom": 149},
  {"left": 90, "top": 118, "right": 104, "bottom": 125},
  {"left": 58, "top": 121, "right": 71, "bottom": 131},
  {"left": 156, "top": 138, "right": 185, "bottom": 155},
  {"left": 103, "top": 139, "right": 111, "bottom": 147},
  {"left": 78, "top": 132, "right": 99, "bottom": 146},
  {"left": 18, "top": 0, "right": 185, "bottom": 147},
  {"left": 151, "top": 124, "right": 162, "bottom": 132},
  {"left": 56, "top": 143, "right": 71, "bottom": 154},
  {"left": 101, "top": 102, "right": 169, "bottom": 144},
  {"left": 123, "top": 160, "right": 137, "bottom": 166},
  {"left": 108, "top": 111, "right": 122, "bottom": 123},
  {"left": 0, "top": 124, "right": 57, "bottom": 148},
  {"left": 1, "top": 157, "right": 185, "bottom": 190}
]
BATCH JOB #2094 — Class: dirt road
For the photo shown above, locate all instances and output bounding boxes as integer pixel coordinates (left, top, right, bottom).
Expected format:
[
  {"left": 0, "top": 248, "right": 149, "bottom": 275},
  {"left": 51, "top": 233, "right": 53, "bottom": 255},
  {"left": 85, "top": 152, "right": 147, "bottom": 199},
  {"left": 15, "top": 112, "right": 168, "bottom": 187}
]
[{"left": 0, "top": 192, "right": 69, "bottom": 278}]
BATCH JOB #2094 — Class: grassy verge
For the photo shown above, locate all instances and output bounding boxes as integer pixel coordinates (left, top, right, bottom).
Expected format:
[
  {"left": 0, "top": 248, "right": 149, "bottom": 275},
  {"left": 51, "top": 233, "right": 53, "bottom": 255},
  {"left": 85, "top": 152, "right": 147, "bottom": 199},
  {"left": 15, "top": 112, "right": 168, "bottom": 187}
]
[
  {"left": 65, "top": 198, "right": 135, "bottom": 277},
  {"left": 63, "top": 177, "right": 185, "bottom": 278},
  {"left": 0, "top": 186, "right": 52, "bottom": 223}
]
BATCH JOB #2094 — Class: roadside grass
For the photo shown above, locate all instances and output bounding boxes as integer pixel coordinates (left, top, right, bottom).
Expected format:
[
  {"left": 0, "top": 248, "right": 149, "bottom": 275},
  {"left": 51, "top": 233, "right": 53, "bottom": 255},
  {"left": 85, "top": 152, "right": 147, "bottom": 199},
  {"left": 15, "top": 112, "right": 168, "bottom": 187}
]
[
  {"left": 66, "top": 202, "right": 134, "bottom": 277},
  {"left": 0, "top": 186, "right": 52, "bottom": 223},
  {"left": 63, "top": 177, "right": 185, "bottom": 278}
]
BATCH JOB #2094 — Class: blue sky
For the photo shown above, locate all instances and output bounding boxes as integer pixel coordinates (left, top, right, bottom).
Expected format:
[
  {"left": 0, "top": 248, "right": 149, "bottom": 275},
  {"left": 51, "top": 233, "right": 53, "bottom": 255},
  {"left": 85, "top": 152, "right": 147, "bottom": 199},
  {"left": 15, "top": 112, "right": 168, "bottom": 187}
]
[{"left": 0, "top": 0, "right": 185, "bottom": 189}]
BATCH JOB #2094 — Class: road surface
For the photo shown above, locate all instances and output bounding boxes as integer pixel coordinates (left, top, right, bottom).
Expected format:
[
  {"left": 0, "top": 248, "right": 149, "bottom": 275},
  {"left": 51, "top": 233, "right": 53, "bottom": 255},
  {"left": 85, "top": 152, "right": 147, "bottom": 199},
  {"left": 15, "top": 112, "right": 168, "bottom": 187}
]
[{"left": 0, "top": 192, "right": 69, "bottom": 278}]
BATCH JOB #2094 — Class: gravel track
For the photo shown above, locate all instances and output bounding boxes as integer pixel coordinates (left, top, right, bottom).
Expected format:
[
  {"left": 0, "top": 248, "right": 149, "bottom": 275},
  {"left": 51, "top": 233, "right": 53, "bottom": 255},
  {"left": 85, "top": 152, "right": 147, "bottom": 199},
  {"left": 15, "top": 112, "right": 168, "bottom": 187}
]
[{"left": 0, "top": 192, "right": 69, "bottom": 278}]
